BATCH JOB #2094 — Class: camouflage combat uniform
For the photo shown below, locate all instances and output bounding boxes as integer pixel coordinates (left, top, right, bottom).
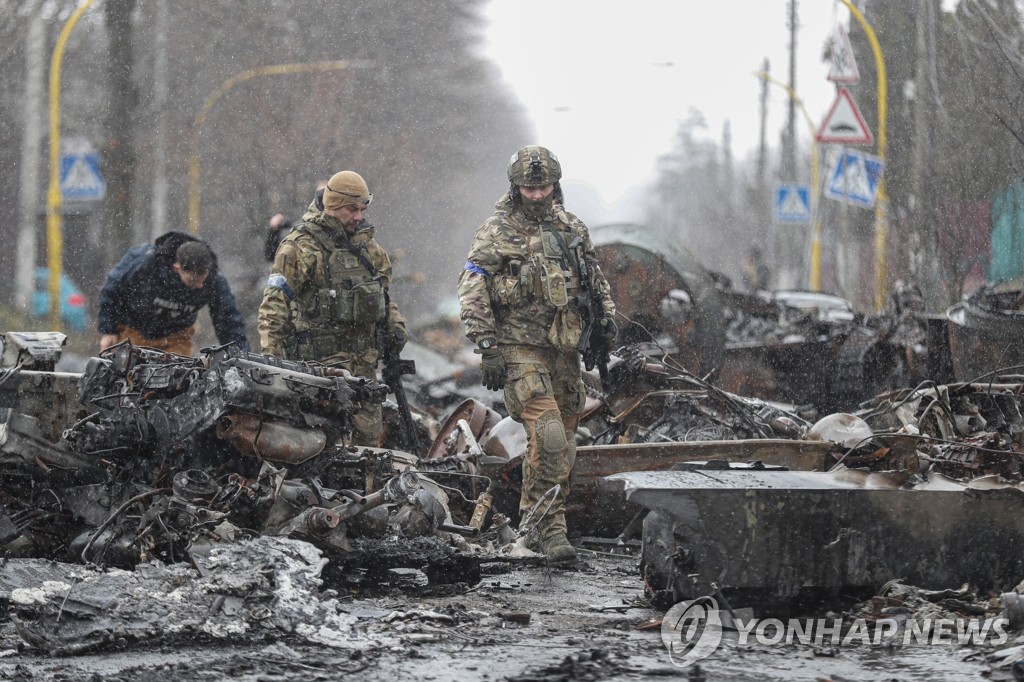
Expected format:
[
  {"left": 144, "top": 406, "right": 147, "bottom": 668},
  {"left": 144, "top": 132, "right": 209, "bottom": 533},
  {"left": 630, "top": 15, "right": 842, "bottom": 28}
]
[
  {"left": 258, "top": 199, "right": 406, "bottom": 446},
  {"left": 457, "top": 194, "right": 615, "bottom": 540}
]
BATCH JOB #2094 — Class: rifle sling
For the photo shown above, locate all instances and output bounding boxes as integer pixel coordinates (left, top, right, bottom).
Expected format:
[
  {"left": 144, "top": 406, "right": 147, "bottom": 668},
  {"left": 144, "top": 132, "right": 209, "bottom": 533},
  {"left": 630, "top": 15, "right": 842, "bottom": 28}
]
[
  {"left": 330, "top": 228, "right": 394, "bottom": 314},
  {"left": 330, "top": 229, "right": 382, "bottom": 280},
  {"left": 541, "top": 223, "right": 581, "bottom": 280}
]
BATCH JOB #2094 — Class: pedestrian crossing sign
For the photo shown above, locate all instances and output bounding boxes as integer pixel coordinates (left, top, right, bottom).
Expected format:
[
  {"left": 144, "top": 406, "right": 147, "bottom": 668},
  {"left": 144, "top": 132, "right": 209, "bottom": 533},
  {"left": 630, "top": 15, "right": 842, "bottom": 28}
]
[
  {"left": 59, "top": 152, "right": 105, "bottom": 201},
  {"left": 774, "top": 184, "right": 812, "bottom": 223},
  {"left": 824, "top": 149, "right": 884, "bottom": 209}
]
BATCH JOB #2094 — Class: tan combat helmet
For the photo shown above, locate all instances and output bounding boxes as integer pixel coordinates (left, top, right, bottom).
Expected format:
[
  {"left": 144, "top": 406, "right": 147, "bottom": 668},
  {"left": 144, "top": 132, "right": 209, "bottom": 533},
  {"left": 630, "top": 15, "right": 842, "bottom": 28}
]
[{"left": 507, "top": 145, "right": 562, "bottom": 187}]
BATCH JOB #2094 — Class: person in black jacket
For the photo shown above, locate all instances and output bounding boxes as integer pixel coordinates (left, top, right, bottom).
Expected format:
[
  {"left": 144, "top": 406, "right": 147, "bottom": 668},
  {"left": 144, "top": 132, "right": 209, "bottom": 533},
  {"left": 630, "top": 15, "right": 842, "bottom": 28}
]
[
  {"left": 98, "top": 231, "right": 249, "bottom": 355},
  {"left": 263, "top": 213, "right": 294, "bottom": 263}
]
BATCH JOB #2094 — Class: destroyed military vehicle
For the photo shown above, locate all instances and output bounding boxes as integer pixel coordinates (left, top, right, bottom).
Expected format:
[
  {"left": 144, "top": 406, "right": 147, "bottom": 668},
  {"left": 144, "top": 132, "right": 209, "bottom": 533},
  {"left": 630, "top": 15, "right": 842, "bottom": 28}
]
[{"left": 590, "top": 223, "right": 926, "bottom": 414}]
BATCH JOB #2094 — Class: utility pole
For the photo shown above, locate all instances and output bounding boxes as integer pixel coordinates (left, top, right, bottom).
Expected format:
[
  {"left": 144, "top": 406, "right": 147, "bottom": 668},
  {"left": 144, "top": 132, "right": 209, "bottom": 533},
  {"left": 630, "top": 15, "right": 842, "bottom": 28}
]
[
  {"left": 757, "top": 57, "right": 770, "bottom": 252},
  {"left": 722, "top": 120, "right": 735, "bottom": 231},
  {"left": 785, "top": 0, "right": 798, "bottom": 181},
  {"left": 911, "top": 0, "right": 935, "bottom": 304},
  {"left": 102, "top": 0, "right": 138, "bottom": 269},
  {"left": 16, "top": 1, "right": 45, "bottom": 311},
  {"left": 777, "top": 0, "right": 799, "bottom": 287},
  {"left": 150, "top": 0, "right": 169, "bottom": 239}
]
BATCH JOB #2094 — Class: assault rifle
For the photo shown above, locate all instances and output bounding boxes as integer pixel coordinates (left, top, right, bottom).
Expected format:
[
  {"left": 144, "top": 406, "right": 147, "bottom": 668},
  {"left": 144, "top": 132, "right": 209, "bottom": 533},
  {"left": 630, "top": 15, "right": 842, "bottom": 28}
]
[
  {"left": 378, "top": 301, "right": 422, "bottom": 457},
  {"left": 569, "top": 236, "right": 610, "bottom": 386}
]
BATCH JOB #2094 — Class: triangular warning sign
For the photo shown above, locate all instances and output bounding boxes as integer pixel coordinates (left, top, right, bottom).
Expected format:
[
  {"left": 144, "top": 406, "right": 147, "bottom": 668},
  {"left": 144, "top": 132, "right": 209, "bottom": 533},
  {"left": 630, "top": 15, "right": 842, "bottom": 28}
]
[
  {"left": 827, "top": 25, "right": 860, "bottom": 84},
  {"left": 816, "top": 86, "right": 873, "bottom": 145}
]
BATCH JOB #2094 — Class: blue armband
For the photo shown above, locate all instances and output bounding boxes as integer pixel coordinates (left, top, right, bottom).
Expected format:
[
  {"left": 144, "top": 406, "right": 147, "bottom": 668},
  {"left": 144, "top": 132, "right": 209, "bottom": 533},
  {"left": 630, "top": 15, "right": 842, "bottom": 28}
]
[
  {"left": 266, "top": 274, "right": 296, "bottom": 300},
  {"left": 464, "top": 261, "right": 489, "bottom": 277}
]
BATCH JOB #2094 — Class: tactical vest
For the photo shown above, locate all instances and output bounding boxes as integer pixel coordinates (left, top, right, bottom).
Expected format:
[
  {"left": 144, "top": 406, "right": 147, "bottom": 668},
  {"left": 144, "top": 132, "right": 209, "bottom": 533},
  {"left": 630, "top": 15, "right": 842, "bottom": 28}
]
[
  {"left": 490, "top": 214, "right": 584, "bottom": 350},
  {"left": 289, "top": 223, "right": 386, "bottom": 361}
]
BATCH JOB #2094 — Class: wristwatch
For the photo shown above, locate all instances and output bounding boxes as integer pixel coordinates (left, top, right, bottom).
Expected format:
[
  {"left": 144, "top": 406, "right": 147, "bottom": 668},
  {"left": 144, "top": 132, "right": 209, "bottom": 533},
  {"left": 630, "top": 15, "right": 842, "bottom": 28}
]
[{"left": 478, "top": 338, "right": 497, "bottom": 350}]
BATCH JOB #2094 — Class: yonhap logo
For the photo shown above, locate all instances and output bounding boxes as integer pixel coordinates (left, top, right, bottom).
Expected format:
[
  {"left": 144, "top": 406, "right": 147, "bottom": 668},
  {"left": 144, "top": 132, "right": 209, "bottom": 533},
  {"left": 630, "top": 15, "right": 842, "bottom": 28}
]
[
  {"left": 661, "top": 596, "right": 723, "bottom": 668},
  {"left": 659, "top": 595, "right": 1009, "bottom": 669}
]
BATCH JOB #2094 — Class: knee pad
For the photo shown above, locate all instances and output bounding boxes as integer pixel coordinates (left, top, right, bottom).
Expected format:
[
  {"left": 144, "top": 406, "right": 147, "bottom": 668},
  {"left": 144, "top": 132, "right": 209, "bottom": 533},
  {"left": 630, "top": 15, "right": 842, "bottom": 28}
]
[{"left": 536, "top": 409, "right": 567, "bottom": 455}]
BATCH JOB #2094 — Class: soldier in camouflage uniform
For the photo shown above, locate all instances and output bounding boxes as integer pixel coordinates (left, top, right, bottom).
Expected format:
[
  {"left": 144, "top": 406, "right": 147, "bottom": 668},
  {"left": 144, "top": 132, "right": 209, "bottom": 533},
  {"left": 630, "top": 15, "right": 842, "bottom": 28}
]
[
  {"left": 457, "top": 146, "right": 617, "bottom": 564},
  {"left": 258, "top": 170, "right": 407, "bottom": 447}
]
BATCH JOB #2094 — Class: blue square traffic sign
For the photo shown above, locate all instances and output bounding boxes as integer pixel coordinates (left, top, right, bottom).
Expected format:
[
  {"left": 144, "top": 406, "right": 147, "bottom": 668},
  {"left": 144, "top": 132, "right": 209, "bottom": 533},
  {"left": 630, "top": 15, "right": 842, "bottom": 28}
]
[
  {"left": 824, "top": 150, "right": 883, "bottom": 209},
  {"left": 59, "top": 152, "right": 105, "bottom": 201},
  {"left": 774, "top": 184, "right": 812, "bottom": 223}
]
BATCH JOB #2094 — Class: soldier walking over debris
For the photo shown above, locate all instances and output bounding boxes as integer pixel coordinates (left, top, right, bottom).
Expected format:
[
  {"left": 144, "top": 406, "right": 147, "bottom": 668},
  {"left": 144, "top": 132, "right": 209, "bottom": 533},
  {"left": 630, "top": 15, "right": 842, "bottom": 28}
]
[
  {"left": 98, "top": 231, "right": 249, "bottom": 356},
  {"left": 258, "top": 170, "right": 407, "bottom": 447},
  {"left": 457, "top": 146, "right": 617, "bottom": 563}
]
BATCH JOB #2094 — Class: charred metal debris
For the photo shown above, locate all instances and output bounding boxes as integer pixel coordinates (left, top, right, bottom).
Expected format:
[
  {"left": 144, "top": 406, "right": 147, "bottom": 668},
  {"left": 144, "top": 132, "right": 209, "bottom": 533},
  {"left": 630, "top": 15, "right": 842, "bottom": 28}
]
[{"left": 0, "top": 332, "right": 530, "bottom": 585}]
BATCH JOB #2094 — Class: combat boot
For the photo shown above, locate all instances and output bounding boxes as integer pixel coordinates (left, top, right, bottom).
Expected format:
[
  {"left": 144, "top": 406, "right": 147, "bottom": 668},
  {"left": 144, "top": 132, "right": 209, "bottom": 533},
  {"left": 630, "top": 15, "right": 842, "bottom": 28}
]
[{"left": 543, "top": 531, "right": 578, "bottom": 564}]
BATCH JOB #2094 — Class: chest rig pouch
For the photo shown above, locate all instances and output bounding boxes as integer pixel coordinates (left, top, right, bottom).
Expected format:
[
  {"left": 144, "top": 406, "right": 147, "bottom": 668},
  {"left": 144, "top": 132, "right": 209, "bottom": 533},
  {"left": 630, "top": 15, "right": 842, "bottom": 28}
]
[
  {"left": 294, "top": 226, "right": 387, "bottom": 328},
  {"left": 317, "top": 251, "right": 386, "bottom": 323},
  {"left": 538, "top": 226, "right": 572, "bottom": 307}
]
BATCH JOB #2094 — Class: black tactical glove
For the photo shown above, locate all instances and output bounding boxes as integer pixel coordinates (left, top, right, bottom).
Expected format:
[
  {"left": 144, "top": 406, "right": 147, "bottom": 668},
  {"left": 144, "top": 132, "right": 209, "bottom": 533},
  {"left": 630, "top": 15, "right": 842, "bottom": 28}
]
[
  {"left": 597, "top": 317, "right": 618, "bottom": 344},
  {"left": 474, "top": 338, "right": 506, "bottom": 391}
]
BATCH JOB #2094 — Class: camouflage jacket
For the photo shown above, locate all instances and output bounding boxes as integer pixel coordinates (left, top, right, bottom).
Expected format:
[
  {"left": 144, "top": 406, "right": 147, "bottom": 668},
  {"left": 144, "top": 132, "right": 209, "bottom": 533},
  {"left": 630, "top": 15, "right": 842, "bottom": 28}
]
[
  {"left": 458, "top": 194, "right": 615, "bottom": 351},
  {"left": 258, "top": 206, "right": 406, "bottom": 366}
]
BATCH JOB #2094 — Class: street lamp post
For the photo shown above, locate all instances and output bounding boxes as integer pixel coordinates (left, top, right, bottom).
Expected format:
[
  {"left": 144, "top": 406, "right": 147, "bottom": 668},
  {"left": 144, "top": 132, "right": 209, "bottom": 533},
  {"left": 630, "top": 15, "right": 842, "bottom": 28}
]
[
  {"left": 46, "top": 0, "right": 97, "bottom": 330},
  {"left": 754, "top": 71, "right": 823, "bottom": 291},
  {"left": 187, "top": 60, "right": 355, "bottom": 235}
]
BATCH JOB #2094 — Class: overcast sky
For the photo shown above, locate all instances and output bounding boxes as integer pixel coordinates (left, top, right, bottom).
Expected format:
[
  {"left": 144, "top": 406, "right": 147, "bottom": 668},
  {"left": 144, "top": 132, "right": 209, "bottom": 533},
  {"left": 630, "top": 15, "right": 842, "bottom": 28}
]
[{"left": 482, "top": 1, "right": 849, "bottom": 220}]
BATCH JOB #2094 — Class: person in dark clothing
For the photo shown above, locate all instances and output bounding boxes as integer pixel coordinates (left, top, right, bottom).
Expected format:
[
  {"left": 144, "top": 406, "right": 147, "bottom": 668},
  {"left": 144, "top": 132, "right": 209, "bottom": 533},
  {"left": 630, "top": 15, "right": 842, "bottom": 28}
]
[
  {"left": 263, "top": 213, "right": 294, "bottom": 262},
  {"left": 741, "top": 246, "right": 771, "bottom": 292},
  {"left": 98, "top": 231, "right": 249, "bottom": 355}
]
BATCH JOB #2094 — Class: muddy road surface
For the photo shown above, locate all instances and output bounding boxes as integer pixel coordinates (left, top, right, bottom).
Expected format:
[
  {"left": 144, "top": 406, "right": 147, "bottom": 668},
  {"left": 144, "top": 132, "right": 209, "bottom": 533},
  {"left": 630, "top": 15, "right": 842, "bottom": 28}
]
[{"left": 0, "top": 550, "right": 997, "bottom": 681}]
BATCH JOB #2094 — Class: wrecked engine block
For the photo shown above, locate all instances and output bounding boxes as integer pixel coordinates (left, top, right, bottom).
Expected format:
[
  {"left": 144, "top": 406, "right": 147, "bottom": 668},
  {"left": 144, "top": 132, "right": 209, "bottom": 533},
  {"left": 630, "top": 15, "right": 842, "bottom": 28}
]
[{"left": 0, "top": 333, "right": 460, "bottom": 572}]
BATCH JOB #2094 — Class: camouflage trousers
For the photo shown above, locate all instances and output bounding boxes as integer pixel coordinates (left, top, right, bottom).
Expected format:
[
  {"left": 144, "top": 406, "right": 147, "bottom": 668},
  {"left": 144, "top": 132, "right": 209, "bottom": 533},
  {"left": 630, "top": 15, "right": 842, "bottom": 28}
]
[
  {"left": 116, "top": 325, "right": 195, "bottom": 356},
  {"left": 325, "top": 356, "right": 382, "bottom": 448},
  {"left": 501, "top": 345, "right": 586, "bottom": 539}
]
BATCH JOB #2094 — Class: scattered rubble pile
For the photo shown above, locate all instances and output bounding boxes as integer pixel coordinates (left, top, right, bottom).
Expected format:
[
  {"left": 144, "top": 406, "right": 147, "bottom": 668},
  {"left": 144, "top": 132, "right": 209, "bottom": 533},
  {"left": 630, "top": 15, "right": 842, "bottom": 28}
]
[
  {"left": 586, "top": 343, "right": 811, "bottom": 444},
  {"left": 590, "top": 223, "right": 926, "bottom": 415},
  {"left": 0, "top": 331, "right": 536, "bottom": 654},
  {"left": 0, "top": 536, "right": 393, "bottom": 656},
  {"left": 419, "top": 341, "right": 823, "bottom": 538},
  {"left": 845, "top": 580, "right": 1002, "bottom": 631},
  {"left": 0, "top": 333, "right": 462, "bottom": 565},
  {"left": 848, "top": 379, "right": 1024, "bottom": 480}
]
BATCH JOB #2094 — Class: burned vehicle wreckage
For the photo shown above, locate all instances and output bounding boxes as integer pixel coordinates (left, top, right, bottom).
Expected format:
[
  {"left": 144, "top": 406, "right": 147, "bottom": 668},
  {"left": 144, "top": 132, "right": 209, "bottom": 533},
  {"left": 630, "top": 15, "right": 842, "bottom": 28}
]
[
  {"left": 590, "top": 223, "right": 932, "bottom": 415},
  {"left": 0, "top": 332, "right": 495, "bottom": 582}
]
